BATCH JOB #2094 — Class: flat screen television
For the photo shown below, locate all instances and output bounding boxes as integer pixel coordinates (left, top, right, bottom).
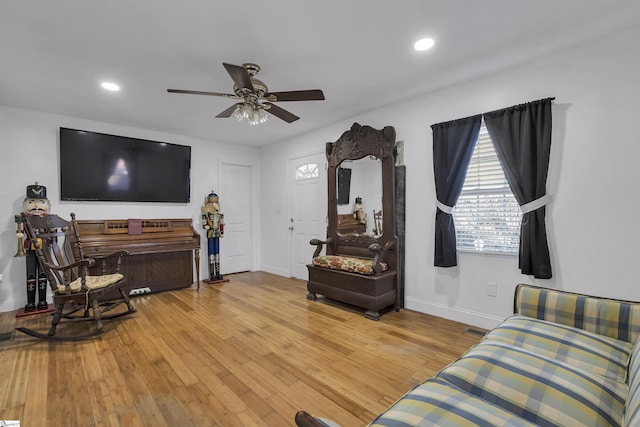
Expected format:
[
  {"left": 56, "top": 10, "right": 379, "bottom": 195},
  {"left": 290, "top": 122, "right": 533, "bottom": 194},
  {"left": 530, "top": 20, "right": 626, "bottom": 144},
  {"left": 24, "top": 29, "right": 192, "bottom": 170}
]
[{"left": 59, "top": 127, "right": 191, "bottom": 203}]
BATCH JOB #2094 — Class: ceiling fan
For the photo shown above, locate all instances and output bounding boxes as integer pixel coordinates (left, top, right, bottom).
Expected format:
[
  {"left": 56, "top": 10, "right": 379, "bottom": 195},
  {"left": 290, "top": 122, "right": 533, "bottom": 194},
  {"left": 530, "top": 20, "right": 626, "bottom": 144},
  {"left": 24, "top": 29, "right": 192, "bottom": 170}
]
[{"left": 167, "top": 63, "right": 325, "bottom": 125}]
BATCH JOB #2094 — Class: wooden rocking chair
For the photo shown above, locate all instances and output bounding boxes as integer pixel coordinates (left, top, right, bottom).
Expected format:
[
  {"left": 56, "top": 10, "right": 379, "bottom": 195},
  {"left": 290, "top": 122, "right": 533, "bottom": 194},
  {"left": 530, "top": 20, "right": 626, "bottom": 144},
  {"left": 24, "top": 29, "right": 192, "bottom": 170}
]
[{"left": 17, "top": 213, "right": 136, "bottom": 341}]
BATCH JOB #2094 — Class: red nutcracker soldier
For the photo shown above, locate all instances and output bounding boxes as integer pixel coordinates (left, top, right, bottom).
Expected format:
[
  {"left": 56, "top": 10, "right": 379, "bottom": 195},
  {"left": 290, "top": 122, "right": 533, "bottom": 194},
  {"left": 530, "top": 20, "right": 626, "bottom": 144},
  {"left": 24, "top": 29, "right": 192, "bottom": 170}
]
[
  {"left": 16, "top": 182, "right": 51, "bottom": 311},
  {"left": 201, "top": 191, "right": 225, "bottom": 283}
]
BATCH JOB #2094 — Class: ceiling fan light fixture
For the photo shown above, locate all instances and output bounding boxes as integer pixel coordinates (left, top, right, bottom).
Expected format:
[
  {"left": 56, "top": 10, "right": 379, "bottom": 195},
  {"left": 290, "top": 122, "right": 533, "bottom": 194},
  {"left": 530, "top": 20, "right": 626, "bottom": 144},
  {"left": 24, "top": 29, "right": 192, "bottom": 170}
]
[
  {"left": 232, "top": 102, "right": 268, "bottom": 125},
  {"left": 231, "top": 105, "right": 245, "bottom": 122},
  {"left": 247, "top": 105, "right": 268, "bottom": 126},
  {"left": 255, "top": 107, "right": 268, "bottom": 125}
]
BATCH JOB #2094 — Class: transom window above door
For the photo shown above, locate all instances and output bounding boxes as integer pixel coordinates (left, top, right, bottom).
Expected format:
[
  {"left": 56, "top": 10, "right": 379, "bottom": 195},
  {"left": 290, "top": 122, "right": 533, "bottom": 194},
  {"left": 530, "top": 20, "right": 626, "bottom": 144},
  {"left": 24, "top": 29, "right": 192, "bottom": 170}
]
[{"left": 295, "top": 163, "right": 319, "bottom": 180}]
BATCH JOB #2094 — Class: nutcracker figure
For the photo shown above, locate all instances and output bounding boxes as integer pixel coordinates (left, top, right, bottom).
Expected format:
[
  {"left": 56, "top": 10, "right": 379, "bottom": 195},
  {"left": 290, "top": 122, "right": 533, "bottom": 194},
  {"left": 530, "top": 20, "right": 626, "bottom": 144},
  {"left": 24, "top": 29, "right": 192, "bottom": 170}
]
[
  {"left": 201, "top": 191, "right": 225, "bottom": 282},
  {"left": 16, "top": 182, "right": 51, "bottom": 311}
]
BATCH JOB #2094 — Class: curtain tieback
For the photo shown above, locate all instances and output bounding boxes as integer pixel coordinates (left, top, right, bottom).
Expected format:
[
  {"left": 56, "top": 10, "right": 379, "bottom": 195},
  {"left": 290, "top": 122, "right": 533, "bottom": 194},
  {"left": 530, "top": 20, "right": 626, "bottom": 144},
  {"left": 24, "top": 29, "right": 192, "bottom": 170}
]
[
  {"left": 520, "top": 194, "right": 552, "bottom": 214},
  {"left": 436, "top": 200, "right": 454, "bottom": 214}
]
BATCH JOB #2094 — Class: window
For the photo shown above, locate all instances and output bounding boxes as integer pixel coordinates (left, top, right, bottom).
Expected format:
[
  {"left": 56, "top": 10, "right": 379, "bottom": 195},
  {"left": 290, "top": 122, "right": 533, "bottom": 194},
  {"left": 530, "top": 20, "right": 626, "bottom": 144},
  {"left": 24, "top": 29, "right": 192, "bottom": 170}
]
[
  {"left": 452, "top": 123, "right": 522, "bottom": 254},
  {"left": 295, "top": 163, "right": 319, "bottom": 180}
]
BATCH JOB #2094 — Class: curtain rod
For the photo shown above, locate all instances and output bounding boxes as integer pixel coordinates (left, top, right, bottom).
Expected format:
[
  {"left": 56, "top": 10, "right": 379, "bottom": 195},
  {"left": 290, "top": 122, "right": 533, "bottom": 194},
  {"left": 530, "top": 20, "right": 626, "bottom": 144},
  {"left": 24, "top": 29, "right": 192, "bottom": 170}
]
[
  {"left": 483, "top": 97, "right": 555, "bottom": 116},
  {"left": 431, "top": 97, "right": 555, "bottom": 129}
]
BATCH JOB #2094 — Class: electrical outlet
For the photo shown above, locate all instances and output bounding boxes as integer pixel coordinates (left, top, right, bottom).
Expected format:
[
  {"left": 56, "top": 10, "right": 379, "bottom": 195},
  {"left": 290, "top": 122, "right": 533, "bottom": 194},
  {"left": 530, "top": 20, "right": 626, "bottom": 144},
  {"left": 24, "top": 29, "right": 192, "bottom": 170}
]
[{"left": 487, "top": 282, "right": 497, "bottom": 297}]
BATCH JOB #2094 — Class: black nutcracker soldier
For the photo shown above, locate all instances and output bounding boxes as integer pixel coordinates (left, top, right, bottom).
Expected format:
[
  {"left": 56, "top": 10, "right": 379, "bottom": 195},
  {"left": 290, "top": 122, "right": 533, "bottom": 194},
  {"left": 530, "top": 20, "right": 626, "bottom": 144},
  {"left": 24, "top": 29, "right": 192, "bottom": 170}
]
[
  {"left": 16, "top": 182, "right": 51, "bottom": 311},
  {"left": 201, "top": 191, "right": 224, "bottom": 282}
]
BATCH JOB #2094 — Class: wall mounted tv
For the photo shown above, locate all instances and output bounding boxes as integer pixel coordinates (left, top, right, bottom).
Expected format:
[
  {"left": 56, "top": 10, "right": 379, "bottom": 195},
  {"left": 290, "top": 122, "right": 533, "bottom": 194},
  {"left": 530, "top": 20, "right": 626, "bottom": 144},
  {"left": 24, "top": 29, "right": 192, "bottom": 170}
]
[{"left": 59, "top": 127, "right": 191, "bottom": 203}]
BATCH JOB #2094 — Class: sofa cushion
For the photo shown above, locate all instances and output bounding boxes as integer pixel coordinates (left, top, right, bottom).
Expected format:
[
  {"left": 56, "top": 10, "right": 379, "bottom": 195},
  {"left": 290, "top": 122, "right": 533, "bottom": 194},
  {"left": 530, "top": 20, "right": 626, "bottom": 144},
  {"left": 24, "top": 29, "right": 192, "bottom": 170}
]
[
  {"left": 312, "top": 255, "right": 388, "bottom": 275},
  {"left": 515, "top": 284, "right": 640, "bottom": 343},
  {"left": 369, "top": 377, "right": 538, "bottom": 427},
  {"left": 623, "top": 339, "right": 640, "bottom": 426},
  {"left": 437, "top": 340, "right": 627, "bottom": 427},
  {"left": 486, "top": 315, "right": 633, "bottom": 381}
]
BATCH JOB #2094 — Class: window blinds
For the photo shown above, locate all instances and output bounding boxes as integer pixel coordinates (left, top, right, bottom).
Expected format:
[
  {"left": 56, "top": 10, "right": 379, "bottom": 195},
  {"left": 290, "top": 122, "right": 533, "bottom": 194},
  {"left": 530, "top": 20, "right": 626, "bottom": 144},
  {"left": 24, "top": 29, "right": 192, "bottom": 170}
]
[{"left": 453, "top": 124, "right": 522, "bottom": 254}]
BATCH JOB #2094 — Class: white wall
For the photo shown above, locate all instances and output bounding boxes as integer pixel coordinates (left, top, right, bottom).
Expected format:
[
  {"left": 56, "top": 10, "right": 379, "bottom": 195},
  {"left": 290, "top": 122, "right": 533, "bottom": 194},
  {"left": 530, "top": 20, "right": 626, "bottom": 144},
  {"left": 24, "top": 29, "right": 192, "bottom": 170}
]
[
  {"left": 259, "top": 25, "right": 640, "bottom": 329},
  {"left": 0, "top": 106, "right": 261, "bottom": 312},
  {"left": 3, "top": 25, "right": 639, "bottom": 326}
]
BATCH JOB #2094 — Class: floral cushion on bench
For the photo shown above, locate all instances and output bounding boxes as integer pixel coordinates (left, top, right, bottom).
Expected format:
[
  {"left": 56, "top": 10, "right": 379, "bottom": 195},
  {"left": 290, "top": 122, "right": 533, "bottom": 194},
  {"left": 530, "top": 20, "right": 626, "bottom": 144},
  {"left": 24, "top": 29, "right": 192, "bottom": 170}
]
[{"left": 312, "top": 255, "right": 388, "bottom": 275}]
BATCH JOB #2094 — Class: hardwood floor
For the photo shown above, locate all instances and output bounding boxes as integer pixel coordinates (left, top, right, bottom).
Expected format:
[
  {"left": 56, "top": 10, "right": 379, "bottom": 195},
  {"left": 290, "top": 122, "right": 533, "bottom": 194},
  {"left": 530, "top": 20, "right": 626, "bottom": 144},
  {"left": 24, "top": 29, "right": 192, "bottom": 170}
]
[{"left": 0, "top": 272, "right": 484, "bottom": 427}]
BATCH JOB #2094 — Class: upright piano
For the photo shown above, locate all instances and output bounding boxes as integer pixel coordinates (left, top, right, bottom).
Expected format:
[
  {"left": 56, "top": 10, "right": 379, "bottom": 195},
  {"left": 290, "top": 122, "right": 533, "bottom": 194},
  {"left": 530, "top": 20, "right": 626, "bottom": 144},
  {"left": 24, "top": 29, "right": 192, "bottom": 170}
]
[{"left": 74, "top": 218, "right": 201, "bottom": 294}]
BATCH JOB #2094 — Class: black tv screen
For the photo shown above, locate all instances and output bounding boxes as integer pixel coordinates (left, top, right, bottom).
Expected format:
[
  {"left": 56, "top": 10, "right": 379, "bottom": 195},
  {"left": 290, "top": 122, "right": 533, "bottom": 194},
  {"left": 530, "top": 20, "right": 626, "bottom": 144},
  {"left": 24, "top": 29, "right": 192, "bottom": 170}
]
[{"left": 59, "top": 128, "right": 191, "bottom": 203}]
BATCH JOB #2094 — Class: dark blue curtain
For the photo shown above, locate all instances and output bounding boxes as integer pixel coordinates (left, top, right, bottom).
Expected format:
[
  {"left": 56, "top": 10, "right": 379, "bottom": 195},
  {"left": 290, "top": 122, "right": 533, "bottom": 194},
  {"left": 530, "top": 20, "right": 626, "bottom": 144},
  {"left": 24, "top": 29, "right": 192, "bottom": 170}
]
[
  {"left": 432, "top": 115, "right": 482, "bottom": 267},
  {"left": 484, "top": 98, "right": 553, "bottom": 279}
]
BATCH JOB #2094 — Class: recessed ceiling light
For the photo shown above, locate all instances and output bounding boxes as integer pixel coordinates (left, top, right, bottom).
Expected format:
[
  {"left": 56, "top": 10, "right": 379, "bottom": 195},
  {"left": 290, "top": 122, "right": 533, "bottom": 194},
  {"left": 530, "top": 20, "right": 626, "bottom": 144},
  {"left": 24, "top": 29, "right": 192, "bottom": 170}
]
[
  {"left": 101, "top": 82, "right": 120, "bottom": 91},
  {"left": 414, "top": 38, "right": 435, "bottom": 51}
]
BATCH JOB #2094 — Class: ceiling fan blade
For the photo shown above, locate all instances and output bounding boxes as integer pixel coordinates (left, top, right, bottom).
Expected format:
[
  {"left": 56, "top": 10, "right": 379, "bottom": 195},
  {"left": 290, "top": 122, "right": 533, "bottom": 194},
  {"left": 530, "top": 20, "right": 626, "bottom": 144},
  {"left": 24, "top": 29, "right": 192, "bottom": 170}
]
[
  {"left": 264, "top": 102, "right": 299, "bottom": 123},
  {"left": 215, "top": 104, "right": 240, "bottom": 118},
  {"left": 223, "top": 63, "right": 254, "bottom": 92},
  {"left": 167, "top": 89, "right": 237, "bottom": 98},
  {"left": 266, "top": 90, "right": 325, "bottom": 102}
]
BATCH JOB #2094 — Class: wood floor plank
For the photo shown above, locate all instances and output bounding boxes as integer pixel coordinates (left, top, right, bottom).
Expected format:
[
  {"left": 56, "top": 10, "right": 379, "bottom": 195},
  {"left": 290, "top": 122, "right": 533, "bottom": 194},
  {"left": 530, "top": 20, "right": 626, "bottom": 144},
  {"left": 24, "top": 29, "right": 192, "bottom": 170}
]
[
  {"left": 0, "top": 271, "right": 485, "bottom": 426},
  {"left": 23, "top": 343, "right": 48, "bottom": 427}
]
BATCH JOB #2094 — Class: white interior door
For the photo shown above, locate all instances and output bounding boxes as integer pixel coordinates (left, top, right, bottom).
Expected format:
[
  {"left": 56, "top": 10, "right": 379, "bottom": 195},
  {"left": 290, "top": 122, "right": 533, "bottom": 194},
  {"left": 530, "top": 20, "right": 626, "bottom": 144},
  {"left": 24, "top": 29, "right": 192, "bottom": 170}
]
[
  {"left": 288, "top": 153, "right": 326, "bottom": 280},
  {"left": 219, "top": 162, "right": 253, "bottom": 274}
]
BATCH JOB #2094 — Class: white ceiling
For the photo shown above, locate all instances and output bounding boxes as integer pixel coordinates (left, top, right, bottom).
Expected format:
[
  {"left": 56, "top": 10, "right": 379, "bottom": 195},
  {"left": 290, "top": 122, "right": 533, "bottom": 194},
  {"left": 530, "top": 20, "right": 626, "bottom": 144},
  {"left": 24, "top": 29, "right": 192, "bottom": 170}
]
[{"left": 2, "top": 1, "right": 640, "bottom": 147}]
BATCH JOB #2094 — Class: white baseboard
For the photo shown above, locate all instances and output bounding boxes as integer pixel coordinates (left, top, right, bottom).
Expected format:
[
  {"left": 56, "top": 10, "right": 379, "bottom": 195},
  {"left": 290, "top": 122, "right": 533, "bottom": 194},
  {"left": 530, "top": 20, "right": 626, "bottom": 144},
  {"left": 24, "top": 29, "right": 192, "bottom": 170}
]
[
  {"left": 0, "top": 297, "right": 24, "bottom": 313},
  {"left": 1, "top": 289, "right": 54, "bottom": 314},
  {"left": 405, "top": 297, "right": 505, "bottom": 330},
  {"left": 259, "top": 264, "right": 289, "bottom": 278}
]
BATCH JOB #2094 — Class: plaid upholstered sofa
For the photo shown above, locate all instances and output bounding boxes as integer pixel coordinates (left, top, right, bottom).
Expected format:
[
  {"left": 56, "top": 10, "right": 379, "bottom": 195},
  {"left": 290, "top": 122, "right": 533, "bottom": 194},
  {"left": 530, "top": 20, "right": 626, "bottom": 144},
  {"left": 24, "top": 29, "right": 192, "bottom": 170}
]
[{"left": 295, "top": 284, "right": 640, "bottom": 426}]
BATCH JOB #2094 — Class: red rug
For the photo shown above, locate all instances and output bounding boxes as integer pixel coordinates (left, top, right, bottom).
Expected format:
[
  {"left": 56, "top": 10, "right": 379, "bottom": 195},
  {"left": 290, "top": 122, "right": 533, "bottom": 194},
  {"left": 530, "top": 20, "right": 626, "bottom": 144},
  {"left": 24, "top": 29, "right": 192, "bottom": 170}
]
[{"left": 15, "top": 304, "right": 54, "bottom": 318}]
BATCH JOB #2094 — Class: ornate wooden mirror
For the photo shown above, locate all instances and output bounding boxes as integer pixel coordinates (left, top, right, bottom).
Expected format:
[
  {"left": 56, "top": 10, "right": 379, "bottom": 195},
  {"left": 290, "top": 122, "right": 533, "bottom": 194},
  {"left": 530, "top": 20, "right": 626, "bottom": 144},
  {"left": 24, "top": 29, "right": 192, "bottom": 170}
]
[
  {"left": 306, "top": 123, "right": 399, "bottom": 320},
  {"left": 326, "top": 123, "right": 396, "bottom": 255}
]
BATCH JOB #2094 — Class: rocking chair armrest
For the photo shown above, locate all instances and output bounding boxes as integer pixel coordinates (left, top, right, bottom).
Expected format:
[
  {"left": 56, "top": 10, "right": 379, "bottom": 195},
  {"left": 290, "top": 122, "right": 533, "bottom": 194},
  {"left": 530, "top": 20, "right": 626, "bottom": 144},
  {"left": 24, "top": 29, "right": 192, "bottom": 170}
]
[
  {"left": 42, "top": 258, "right": 96, "bottom": 272},
  {"left": 368, "top": 241, "right": 395, "bottom": 274},
  {"left": 310, "top": 237, "right": 333, "bottom": 258}
]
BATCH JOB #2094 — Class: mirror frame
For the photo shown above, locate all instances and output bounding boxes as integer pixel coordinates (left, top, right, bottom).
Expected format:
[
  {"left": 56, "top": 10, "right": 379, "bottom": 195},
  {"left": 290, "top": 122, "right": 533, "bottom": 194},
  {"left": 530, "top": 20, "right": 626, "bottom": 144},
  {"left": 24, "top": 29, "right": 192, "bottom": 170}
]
[{"left": 326, "top": 123, "right": 396, "bottom": 250}]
